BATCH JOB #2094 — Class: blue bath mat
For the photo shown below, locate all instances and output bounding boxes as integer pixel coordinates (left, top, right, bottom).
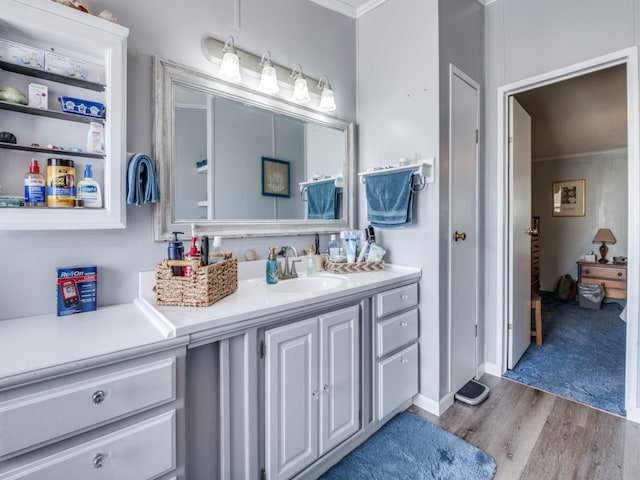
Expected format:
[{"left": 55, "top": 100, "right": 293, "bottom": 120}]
[
  {"left": 319, "top": 412, "right": 497, "bottom": 479},
  {"left": 505, "top": 292, "right": 625, "bottom": 416}
]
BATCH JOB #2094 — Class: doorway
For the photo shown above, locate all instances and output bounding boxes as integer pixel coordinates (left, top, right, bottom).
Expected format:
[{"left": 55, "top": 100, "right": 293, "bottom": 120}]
[{"left": 495, "top": 48, "right": 640, "bottom": 420}]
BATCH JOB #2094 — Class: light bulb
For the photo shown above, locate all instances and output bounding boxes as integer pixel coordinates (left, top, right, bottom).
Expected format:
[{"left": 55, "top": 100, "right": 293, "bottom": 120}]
[
  {"left": 319, "top": 86, "right": 336, "bottom": 112},
  {"left": 293, "top": 77, "right": 310, "bottom": 103},
  {"left": 219, "top": 51, "right": 241, "bottom": 83},
  {"left": 259, "top": 64, "right": 279, "bottom": 94}
]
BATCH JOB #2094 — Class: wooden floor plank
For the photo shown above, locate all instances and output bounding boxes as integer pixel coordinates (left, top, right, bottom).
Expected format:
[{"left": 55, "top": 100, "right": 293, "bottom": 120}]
[{"left": 410, "top": 374, "right": 640, "bottom": 480}]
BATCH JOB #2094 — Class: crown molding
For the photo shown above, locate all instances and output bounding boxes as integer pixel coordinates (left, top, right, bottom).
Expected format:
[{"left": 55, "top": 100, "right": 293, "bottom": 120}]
[{"left": 308, "top": 0, "right": 388, "bottom": 18}]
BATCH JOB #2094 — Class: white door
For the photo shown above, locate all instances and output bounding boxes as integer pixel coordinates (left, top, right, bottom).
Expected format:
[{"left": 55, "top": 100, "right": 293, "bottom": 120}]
[
  {"left": 319, "top": 306, "right": 360, "bottom": 454},
  {"left": 449, "top": 66, "right": 480, "bottom": 394},
  {"left": 265, "top": 318, "right": 318, "bottom": 480},
  {"left": 508, "top": 97, "right": 533, "bottom": 369}
]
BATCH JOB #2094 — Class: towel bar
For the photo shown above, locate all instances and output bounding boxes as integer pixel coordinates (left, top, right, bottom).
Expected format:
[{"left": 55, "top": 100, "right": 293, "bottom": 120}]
[
  {"left": 358, "top": 158, "right": 435, "bottom": 185},
  {"left": 299, "top": 174, "right": 343, "bottom": 194}
]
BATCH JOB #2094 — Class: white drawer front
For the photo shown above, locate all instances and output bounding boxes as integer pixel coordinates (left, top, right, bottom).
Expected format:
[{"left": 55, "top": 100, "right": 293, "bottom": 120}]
[
  {"left": 378, "top": 343, "right": 418, "bottom": 421},
  {"left": 377, "top": 309, "right": 418, "bottom": 358},
  {"left": 0, "top": 411, "right": 176, "bottom": 480},
  {"left": 377, "top": 283, "right": 418, "bottom": 318},
  {"left": 0, "top": 358, "right": 176, "bottom": 458}
]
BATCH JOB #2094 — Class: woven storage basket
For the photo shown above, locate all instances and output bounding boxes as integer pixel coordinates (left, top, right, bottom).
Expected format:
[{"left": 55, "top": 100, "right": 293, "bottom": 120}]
[
  {"left": 323, "top": 260, "right": 384, "bottom": 274},
  {"left": 155, "top": 253, "right": 238, "bottom": 307}
]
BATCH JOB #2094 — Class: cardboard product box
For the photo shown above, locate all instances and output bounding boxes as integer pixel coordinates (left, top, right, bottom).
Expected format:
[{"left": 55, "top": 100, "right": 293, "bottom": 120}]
[
  {"left": 45, "top": 51, "right": 88, "bottom": 80},
  {"left": 28, "top": 82, "right": 48, "bottom": 109},
  {"left": 0, "top": 38, "right": 45, "bottom": 70},
  {"left": 56, "top": 266, "right": 97, "bottom": 316}
]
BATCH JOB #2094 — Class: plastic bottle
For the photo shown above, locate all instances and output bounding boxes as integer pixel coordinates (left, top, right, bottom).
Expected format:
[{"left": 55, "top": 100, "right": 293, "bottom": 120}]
[
  {"left": 77, "top": 164, "right": 102, "bottom": 208},
  {"left": 86, "top": 122, "right": 104, "bottom": 154},
  {"left": 328, "top": 234, "right": 340, "bottom": 260},
  {"left": 307, "top": 243, "right": 316, "bottom": 276},
  {"left": 168, "top": 231, "right": 185, "bottom": 276},
  {"left": 266, "top": 246, "right": 279, "bottom": 284},
  {"left": 24, "top": 159, "right": 45, "bottom": 207},
  {"left": 210, "top": 236, "right": 223, "bottom": 264},
  {"left": 183, "top": 236, "right": 201, "bottom": 277}
]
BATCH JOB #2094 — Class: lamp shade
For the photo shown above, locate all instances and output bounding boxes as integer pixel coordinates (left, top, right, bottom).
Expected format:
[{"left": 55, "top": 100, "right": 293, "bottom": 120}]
[
  {"left": 258, "top": 64, "right": 279, "bottom": 94},
  {"left": 319, "top": 85, "right": 336, "bottom": 112},
  {"left": 593, "top": 228, "right": 617, "bottom": 244}
]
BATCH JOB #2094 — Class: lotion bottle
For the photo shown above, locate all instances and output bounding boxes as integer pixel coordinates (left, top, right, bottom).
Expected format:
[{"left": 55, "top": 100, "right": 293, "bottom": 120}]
[
  {"left": 266, "top": 246, "right": 279, "bottom": 284},
  {"left": 307, "top": 243, "right": 316, "bottom": 276},
  {"left": 77, "top": 164, "right": 102, "bottom": 208}
]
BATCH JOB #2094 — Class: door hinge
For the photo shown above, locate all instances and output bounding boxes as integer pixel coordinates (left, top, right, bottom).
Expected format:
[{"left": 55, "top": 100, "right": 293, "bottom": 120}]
[
  {"left": 261, "top": 468, "right": 266, "bottom": 480},
  {"left": 475, "top": 129, "right": 479, "bottom": 143},
  {"left": 260, "top": 340, "right": 266, "bottom": 359},
  {"left": 507, "top": 323, "right": 513, "bottom": 330},
  {"left": 508, "top": 136, "right": 513, "bottom": 144}
]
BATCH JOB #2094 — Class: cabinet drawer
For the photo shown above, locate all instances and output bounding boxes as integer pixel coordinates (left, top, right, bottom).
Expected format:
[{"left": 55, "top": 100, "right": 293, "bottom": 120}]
[
  {"left": 0, "top": 411, "right": 176, "bottom": 480},
  {"left": 377, "top": 309, "right": 418, "bottom": 358},
  {"left": 377, "top": 343, "right": 418, "bottom": 420},
  {"left": 581, "top": 265, "right": 626, "bottom": 281},
  {"left": 0, "top": 358, "right": 176, "bottom": 458},
  {"left": 377, "top": 283, "right": 418, "bottom": 318}
]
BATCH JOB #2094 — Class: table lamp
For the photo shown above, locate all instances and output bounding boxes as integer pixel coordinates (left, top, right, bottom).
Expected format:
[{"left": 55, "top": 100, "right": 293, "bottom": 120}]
[{"left": 593, "top": 228, "right": 616, "bottom": 263}]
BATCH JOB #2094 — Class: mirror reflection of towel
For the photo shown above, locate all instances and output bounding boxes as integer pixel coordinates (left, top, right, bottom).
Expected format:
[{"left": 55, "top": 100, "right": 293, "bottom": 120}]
[
  {"left": 365, "top": 170, "right": 413, "bottom": 228},
  {"left": 307, "top": 181, "right": 336, "bottom": 219}
]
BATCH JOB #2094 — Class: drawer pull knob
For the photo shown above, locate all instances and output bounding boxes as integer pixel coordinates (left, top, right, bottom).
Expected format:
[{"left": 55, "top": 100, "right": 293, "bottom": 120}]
[
  {"left": 92, "top": 390, "right": 106, "bottom": 405},
  {"left": 400, "top": 293, "right": 409, "bottom": 301},
  {"left": 400, "top": 321, "right": 408, "bottom": 327},
  {"left": 400, "top": 357, "right": 409, "bottom": 364},
  {"left": 585, "top": 269, "right": 591, "bottom": 274},
  {"left": 93, "top": 453, "right": 104, "bottom": 469},
  {"left": 618, "top": 272, "right": 622, "bottom": 277}
]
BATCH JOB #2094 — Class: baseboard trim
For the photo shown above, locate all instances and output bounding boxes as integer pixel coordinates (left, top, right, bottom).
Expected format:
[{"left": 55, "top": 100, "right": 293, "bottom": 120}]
[
  {"left": 412, "top": 392, "right": 454, "bottom": 416},
  {"left": 626, "top": 406, "right": 640, "bottom": 424},
  {"left": 483, "top": 362, "right": 502, "bottom": 377}
]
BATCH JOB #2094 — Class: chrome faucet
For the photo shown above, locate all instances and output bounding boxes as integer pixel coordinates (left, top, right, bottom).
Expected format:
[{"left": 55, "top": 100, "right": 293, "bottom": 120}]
[{"left": 280, "top": 246, "right": 300, "bottom": 279}]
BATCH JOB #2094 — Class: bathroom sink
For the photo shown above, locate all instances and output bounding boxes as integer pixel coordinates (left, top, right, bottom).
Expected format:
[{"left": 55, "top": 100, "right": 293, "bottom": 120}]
[{"left": 242, "top": 274, "right": 349, "bottom": 295}]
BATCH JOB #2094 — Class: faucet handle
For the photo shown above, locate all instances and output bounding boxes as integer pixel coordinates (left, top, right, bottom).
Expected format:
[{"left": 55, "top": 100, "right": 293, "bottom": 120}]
[{"left": 290, "top": 259, "right": 301, "bottom": 277}]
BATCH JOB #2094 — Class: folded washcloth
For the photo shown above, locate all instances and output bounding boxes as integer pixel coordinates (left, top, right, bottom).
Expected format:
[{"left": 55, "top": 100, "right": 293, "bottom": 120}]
[
  {"left": 307, "top": 181, "right": 336, "bottom": 220},
  {"left": 127, "top": 153, "right": 159, "bottom": 206},
  {"left": 365, "top": 170, "right": 413, "bottom": 228}
]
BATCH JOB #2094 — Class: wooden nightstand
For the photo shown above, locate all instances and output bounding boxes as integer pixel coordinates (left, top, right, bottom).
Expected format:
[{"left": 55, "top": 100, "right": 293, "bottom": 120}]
[{"left": 577, "top": 261, "right": 627, "bottom": 300}]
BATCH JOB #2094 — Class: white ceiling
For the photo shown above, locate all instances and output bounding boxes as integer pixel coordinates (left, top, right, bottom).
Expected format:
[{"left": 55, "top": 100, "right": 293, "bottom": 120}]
[{"left": 309, "top": 0, "right": 489, "bottom": 18}]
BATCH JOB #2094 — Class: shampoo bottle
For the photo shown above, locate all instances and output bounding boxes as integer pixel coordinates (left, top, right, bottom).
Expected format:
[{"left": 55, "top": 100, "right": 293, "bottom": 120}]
[
  {"left": 168, "top": 231, "right": 185, "bottom": 276},
  {"left": 266, "top": 247, "right": 279, "bottom": 284},
  {"left": 77, "top": 164, "right": 102, "bottom": 208}
]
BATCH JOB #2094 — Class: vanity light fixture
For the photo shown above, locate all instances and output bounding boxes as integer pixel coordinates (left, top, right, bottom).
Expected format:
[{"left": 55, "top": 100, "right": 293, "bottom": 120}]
[
  {"left": 317, "top": 75, "right": 336, "bottom": 112},
  {"left": 258, "top": 50, "right": 279, "bottom": 94},
  {"left": 290, "top": 64, "right": 310, "bottom": 104},
  {"left": 219, "top": 36, "right": 241, "bottom": 83}
]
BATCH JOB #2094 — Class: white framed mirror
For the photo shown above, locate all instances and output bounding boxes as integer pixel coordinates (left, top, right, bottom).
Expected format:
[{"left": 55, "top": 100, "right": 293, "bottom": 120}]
[{"left": 152, "top": 57, "right": 356, "bottom": 241}]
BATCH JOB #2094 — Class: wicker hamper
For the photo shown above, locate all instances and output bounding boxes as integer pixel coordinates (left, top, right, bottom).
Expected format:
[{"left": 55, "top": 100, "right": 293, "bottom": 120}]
[{"left": 155, "top": 253, "right": 238, "bottom": 307}]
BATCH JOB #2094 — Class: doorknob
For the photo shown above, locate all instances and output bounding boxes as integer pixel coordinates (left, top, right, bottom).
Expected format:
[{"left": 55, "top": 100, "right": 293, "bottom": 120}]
[
  {"left": 453, "top": 231, "right": 466, "bottom": 242},
  {"left": 524, "top": 227, "right": 539, "bottom": 236}
]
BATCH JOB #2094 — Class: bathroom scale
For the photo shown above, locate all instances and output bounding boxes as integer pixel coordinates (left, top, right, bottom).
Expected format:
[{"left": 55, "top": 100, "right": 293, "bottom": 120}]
[{"left": 454, "top": 379, "right": 490, "bottom": 406}]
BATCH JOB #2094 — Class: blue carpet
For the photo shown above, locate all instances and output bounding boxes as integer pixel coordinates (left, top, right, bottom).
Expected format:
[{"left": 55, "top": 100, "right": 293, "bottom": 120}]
[
  {"left": 505, "top": 292, "right": 626, "bottom": 416},
  {"left": 319, "top": 412, "right": 497, "bottom": 480}
]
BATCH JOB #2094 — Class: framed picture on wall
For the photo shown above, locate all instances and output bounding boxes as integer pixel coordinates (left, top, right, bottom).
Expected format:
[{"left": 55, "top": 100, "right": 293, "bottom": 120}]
[
  {"left": 552, "top": 179, "right": 585, "bottom": 216},
  {"left": 262, "top": 157, "right": 290, "bottom": 197}
]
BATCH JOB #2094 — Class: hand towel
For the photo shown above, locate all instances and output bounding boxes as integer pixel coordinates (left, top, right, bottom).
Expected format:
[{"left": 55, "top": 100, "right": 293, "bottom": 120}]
[
  {"left": 307, "top": 181, "right": 336, "bottom": 220},
  {"left": 365, "top": 170, "right": 413, "bottom": 228},
  {"left": 127, "top": 153, "right": 159, "bottom": 206}
]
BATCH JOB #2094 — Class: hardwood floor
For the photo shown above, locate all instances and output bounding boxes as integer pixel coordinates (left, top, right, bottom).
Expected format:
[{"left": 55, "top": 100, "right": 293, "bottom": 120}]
[{"left": 409, "top": 374, "right": 640, "bottom": 480}]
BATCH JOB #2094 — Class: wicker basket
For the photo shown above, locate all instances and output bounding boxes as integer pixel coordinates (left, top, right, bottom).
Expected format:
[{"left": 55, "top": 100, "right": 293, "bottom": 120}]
[
  {"left": 323, "top": 260, "right": 384, "bottom": 274},
  {"left": 155, "top": 253, "right": 238, "bottom": 307}
]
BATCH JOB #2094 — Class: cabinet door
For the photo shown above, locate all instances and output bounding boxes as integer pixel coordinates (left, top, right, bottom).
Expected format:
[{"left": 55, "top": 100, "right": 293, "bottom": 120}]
[
  {"left": 319, "top": 306, "right": 360, "bottom": 455},
  {"left": 265, "top": 318, "right": 318, "bottom": 480}
]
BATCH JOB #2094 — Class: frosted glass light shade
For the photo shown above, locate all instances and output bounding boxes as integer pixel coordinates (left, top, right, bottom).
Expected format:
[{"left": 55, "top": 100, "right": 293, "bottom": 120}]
[
  {"left": 292, "top": 77, "right": 310, "bottom": 103},
  {"left": 219, "top": 52, "right": 241, "bottom": 83},
  {"left": 259, "top": 65, "right": 279, "bottom": 94},
  {"left": 319, "top": 87, "right": 336, "bottom": 111}
]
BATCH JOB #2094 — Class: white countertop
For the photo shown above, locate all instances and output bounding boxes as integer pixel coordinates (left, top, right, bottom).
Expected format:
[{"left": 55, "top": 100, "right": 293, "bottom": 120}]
[
  {"left": 136, "top": 262, "right": 422, "bottom": 339},
  {"left": 0, "top": 303, "right": 184, "bottom": 389}
]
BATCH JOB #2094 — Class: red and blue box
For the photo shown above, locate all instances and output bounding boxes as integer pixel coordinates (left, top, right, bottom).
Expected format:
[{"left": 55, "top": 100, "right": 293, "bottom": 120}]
[{"left": 56, "top": 266, "right": 97, "bottom": 316}]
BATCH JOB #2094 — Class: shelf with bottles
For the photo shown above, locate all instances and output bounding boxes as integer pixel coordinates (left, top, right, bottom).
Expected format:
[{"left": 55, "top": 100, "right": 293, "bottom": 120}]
[{"left": 0, "top": 60, "right": 106, "bottom": 92}]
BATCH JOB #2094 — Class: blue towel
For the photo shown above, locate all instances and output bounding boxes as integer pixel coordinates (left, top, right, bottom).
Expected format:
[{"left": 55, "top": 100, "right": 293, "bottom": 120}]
[
  {"left": 365, "top": 170, "right": 413, "bottom": 228},
  {"left": 127, "top": 153, "right": 159, "bottom": 206},
  {"left": 307, "top": 181, "right": 336, "bottom": 220}
]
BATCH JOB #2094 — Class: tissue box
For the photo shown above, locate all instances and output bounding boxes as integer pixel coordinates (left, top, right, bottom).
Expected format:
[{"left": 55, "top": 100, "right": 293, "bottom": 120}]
[
  {"left": 58, "top": 96, "right": 105, "bottom": 118},
  {"left": 0, "top": 38, "right": 45, "bottom": 70},
  {"left": 56, "top": 266, "right": 97, "bottom": 316},
  {"left": 585, "top": 253, "right": 596, "bottom": 262}
]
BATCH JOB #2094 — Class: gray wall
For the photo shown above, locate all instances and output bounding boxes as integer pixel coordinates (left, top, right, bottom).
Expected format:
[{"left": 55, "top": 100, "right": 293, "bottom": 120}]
[
  {"left": 0, "top": 0, "right": 356, "bottom": 320},
  {"left": 357, "top": 0, "right": 440, "bottom": 400},
  {"left": 532, "top": 150, "right": 628, "bottom": 291},
  {"left": 484, "top": 0, "right": 639, "bottom": 368}
]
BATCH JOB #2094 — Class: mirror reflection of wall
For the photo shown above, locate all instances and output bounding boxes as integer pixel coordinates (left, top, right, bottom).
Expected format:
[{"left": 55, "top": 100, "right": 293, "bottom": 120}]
[{"left": 172, "top": 85, "right": 345, "bottom": 221}]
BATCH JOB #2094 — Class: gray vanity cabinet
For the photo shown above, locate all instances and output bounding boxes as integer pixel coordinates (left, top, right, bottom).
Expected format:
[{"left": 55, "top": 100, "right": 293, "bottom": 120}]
[{"left": 264, "top": 305, "right": 360, "bottom": 480}]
